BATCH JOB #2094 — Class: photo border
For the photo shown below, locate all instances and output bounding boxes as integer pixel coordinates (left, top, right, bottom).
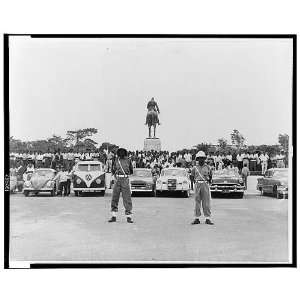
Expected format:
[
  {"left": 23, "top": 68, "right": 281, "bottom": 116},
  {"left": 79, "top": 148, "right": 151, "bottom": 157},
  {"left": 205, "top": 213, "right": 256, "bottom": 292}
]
[{"left": 3, "top": 34, "right": 297, "bottom": 269}]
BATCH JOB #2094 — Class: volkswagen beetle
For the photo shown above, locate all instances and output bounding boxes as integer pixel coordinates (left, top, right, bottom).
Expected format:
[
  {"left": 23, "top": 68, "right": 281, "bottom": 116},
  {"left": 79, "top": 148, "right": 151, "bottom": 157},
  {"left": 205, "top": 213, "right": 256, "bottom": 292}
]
[{"left": 23, "top": 168, "right": 57, "bottom": 197}]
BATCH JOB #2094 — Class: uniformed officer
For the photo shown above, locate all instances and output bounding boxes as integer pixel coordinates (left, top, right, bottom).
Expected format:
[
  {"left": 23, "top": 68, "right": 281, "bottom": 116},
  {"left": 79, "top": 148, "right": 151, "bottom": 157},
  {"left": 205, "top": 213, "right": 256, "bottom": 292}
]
[
  {"left": 191, "top": 151, "right": 214, "bottom": 225},
  {"left": 108, "top": 148, "right": 134, "bottom": 223}
]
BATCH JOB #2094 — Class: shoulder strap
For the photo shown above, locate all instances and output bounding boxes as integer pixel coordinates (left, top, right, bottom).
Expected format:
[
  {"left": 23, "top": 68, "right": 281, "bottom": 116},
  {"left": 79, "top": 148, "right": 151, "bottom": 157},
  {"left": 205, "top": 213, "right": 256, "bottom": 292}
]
[
  {"left": 118, "top": 158, "right": 126, "bottom": 175},
  {"left": 194, "top": 166, "right": 206, "bottom": 181}
]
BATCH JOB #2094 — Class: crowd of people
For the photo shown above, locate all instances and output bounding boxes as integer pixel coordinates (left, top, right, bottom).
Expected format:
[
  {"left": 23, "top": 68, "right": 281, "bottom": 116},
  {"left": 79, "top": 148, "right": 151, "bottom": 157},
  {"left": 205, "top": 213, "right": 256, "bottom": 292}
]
[{"left": 9, "top": 148, "right": 288, "bottom": 176}]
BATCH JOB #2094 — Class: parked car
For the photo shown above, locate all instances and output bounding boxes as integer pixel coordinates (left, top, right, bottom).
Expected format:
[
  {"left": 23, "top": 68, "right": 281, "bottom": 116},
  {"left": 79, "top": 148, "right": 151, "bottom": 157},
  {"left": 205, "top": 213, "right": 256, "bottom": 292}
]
[
  {"left": 257, "top": 168, "right": 288, "bottom": 198},
  {"left": 210, "top": 168, "right": 245, "bottom": 198},
  {"left": 156, "top": 167, "right": 191, "bottom": 197},
  {"left": 23, "top": 168, "right": 57, "bottom": 197},
  {"left": 73, "top": 160, "right": 106, "bottom": 196},
  {"left": 130, "top": 168, "right": 156, "bottom": 196}
]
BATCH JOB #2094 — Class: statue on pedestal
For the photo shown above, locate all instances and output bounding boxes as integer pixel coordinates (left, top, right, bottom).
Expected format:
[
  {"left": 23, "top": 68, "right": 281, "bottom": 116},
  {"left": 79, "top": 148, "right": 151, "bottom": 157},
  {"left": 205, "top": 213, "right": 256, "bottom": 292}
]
[{"left": 145, "top": 97, "right": 160, "bottom": 138}]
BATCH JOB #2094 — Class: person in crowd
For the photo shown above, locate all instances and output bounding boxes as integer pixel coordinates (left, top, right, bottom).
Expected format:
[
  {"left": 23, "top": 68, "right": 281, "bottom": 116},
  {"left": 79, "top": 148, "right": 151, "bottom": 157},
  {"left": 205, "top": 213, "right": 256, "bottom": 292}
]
[
  {"left": 108, "top": 148, "right": 134, "bottom": 224},
  {"left": 54, "top": 166, "right": 69, "bottom": 196},
  {"left": 241, "top": 163, "right": 250, "bottom": 190},
  {"left": 259, "top": 152, "right": 269, "bottom": 175},
  {"left": 190, "top": 151, "right": 214, "bottom": 225}
]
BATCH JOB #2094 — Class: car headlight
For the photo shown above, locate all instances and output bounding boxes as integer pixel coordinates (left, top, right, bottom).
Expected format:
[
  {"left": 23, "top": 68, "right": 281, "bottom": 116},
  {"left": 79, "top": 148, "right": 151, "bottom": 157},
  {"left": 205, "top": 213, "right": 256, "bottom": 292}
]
[
  {"left": 239, "top": 179, "right": 244, "bottom": 184},
  {"left": 24, "top": 181, "right": 31, "bottom": 187},
  {"left": 76, "top": 178, "right": 82, "bottom": 184},
  {"left": 46, "top": 181, "right": 54, "bottom": 187},
  {"left": 96, "top": 178, "right": 101, "bottom": 184},
  {"left": 278, "top": 185, "right": 288, "bottom": 191}
]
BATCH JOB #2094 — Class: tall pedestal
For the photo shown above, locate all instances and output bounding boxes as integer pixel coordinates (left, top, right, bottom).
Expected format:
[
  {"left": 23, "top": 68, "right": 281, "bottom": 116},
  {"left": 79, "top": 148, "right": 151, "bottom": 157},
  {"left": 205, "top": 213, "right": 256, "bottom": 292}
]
[{"left": 144, "top": 138, "right": 162, "bottom": 151}]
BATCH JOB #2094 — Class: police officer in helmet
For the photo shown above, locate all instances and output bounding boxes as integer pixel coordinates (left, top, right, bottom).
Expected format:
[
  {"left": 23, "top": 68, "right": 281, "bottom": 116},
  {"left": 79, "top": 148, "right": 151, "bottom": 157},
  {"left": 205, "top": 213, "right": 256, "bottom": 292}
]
[
  {"left": 108, "top": 147, "right": 134, "bottom": 223},
  {"left": 191, "top": 151, "right": 214, "bottom": 225}
]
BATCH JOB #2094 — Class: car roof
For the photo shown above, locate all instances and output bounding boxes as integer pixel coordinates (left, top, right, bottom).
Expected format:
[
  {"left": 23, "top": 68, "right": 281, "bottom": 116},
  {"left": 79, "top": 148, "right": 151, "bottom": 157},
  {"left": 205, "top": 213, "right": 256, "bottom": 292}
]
[
  {"left": 268, "top": 168, "right": 288, "bottom": 171},
  {"left": 134, "top": 168, "right": 152, "bottom": 171},
  {"left": 35, "top": 168, "right": 56, "bottom": 171}
]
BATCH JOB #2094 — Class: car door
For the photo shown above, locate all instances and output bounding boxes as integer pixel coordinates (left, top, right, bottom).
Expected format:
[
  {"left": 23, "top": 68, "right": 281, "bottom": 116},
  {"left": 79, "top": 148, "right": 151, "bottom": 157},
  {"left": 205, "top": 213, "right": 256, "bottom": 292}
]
[{"left": 263, "top": 170, "right": 274, "bottom": 193}]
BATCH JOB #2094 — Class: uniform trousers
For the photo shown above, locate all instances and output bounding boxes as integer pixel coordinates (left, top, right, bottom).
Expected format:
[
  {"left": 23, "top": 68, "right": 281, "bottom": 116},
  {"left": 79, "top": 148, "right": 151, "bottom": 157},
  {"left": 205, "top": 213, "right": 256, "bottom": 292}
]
[
  {"left": 194, "top": 181, "right": 211, "bottom": 218},
  {"left": 111, "top": 177, "right": 132, "bottom": 215}
]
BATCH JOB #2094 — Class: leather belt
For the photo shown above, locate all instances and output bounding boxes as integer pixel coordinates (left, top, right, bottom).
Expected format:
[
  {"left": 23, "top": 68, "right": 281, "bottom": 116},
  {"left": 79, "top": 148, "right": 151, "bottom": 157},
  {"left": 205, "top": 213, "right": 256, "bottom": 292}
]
[
  {"left": 196, "top": 180, "right": 207, "bottom": 183},
  {"left": 116, "top": 174, "right": 129, "bottom": 178}
]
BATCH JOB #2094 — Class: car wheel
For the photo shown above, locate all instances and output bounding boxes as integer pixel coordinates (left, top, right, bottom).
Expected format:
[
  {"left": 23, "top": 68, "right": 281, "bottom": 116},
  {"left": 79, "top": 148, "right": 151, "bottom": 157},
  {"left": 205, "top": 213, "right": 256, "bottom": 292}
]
[
  {"left": 156, "top": 191, "right": 161, "bottom": 197},
  {"left": 99, "top": 190, "right": 105, "bottom": 197},
  {"left": 74, "top": 191, "right": 79, "bottom": 196},
  {"left": 237, "top": 192, "right": 244, "bottom": 198},
  {"left": 34, "top": 192, "right": 39, "bottom": 195},
  {"left": 152, "top": 189, "right": 156, "bottom": 197},
  {"left": 183, "top": 190, "right": 190, "bottom": 198},
  {"left": 24, "top": 191, "right": 29, "bottom": 197},
  {"left": 273, "top": 186, "right": 278, "bottom": 198}
]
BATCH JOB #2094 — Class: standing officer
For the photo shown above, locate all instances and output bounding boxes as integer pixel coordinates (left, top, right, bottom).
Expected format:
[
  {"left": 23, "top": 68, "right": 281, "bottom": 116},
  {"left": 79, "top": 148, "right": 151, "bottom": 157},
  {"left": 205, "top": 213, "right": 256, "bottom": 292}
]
[
  {"left": 191, "top": 151, "right": 214, "bottom": 225},
  {"left": 108, "top": 148, "right": 134, "bottom": 223}
]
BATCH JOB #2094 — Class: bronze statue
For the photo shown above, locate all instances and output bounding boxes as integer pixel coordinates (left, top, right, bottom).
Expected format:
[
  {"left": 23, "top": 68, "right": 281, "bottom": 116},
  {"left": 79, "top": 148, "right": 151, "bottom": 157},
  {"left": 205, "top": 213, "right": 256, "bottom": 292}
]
[{"left": 145, "top": 97, "right": 160, "bottom": 138}]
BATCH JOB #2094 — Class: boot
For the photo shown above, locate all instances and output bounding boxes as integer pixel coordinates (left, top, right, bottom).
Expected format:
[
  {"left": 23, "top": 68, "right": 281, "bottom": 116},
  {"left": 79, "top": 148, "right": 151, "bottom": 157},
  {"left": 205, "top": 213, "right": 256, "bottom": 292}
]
[
  {"left": 127, "top": 217, "right": 134, "bottom": 223},
  {"left": 191, "top": 218, "right": 200, "bottom": 225},
  {"left": 108, "top": 216, "right": 116, "bottom": 223},
  {"left": 205, "top": 219, "right": 214, "bottom": 225}
]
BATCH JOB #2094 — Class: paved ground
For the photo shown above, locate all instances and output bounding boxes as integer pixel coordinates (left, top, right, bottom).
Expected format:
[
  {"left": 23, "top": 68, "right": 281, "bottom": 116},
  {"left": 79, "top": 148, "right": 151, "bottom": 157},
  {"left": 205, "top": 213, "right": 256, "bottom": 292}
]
[{"left": 9, "top": 177, "right": 289, "bottom": 263}]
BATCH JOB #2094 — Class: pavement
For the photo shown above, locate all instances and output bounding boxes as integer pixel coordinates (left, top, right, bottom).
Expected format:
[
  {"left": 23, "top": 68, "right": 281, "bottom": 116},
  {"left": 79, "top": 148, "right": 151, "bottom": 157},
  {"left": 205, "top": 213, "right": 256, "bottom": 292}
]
[{"left": 9, "top": 176, "right": 289, "bottom": 264}]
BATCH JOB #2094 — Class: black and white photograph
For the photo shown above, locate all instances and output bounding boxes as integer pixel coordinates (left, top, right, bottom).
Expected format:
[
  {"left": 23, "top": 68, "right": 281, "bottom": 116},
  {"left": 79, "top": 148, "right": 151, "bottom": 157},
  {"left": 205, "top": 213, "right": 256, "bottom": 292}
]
[{"left": 4, "top": 35, "right": 296, "bottom": 268}]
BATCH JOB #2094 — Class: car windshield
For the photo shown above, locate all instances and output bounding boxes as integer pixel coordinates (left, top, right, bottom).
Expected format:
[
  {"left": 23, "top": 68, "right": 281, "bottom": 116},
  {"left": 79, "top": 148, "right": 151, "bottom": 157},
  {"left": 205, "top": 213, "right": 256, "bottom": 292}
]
[
  {"left": 77, "top": 164, "right": 89, "bottom": 171},
  {"left": 214, "top": 169, "right": 238, "bottom": 177},
  {"left": 33, "top": 170, "right": 54, "bottom": 177},
  {"left": 133, "top": 169, "right": 152, "bottom": 177},
  {"left": 90, "top": 164, "right": 101, "bottom": 171},
  {"left": 273, "top": 169, "right": 288, "bottom": 177},
  {"left": 162, "top": 169, "right": 186, "bottom": 177}
]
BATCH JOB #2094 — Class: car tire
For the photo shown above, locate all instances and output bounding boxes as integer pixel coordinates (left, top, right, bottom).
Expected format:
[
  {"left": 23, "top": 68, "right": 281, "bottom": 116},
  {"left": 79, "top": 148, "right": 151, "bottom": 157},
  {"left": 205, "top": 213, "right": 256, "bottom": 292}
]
[
  {"left": 183, "top": 190, "right": 190, "bottom": 198},
  {"left": 237, "top": 192, "right": 244, "bottom": 198},
  {"left": 24, "top": 191, "right": 29, "bottom": 197},
  {"left": 74, "top": 191, "right": 79, "bottom": 196},
  {"left": 152, "top": 189, "right": 156, "bottom": 197},
  {"left": 156, "top": 191, "right": 161, "bottom": 197},
  {"left": 273, "top": 186, "right": 278, "bottom": 198},
  {"left": 99, "top": 191, "right": 105, "bottom": 197}
]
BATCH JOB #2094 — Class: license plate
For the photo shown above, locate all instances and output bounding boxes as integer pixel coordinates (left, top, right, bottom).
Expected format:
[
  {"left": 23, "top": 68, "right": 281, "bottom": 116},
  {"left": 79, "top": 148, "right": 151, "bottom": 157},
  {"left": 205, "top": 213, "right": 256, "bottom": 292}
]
[{"left": 222, "top": 190, "right": 230, "bottom": 193}]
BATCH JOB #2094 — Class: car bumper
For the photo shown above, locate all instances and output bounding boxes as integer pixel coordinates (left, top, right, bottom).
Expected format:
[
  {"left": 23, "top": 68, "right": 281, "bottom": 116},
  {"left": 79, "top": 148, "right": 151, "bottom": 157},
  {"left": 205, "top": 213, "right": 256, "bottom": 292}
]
[
  {"left": 131, "top": 188, "right": 153, "bottom": 192},
  {"left": 210, "top": 186, "right": 245, "bottom": 193},
  {"left": 23, "top": 188, "right": 54, "bottom": 192},
  {"left": 73, "top": 187, "right": 105, "bottom": 192},
  {"left": 156, "top": 186, "right": 189, "bottom": 191}
]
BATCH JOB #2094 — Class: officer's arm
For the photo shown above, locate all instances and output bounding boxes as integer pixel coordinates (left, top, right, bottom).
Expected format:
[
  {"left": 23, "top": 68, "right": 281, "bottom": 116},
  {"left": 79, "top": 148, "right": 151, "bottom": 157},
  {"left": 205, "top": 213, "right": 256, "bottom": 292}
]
[
  {"left": 129, "top": 160, "right": 133, "bottom": 175},
  {"left": 191, "top": 167, "right": 195, "bottom": 178},
  {"left": 111, "top": 159, "right": 116, "bottom": 175},
  {"left": 208, "top": 166, "right": 212, "bottom": 183}
]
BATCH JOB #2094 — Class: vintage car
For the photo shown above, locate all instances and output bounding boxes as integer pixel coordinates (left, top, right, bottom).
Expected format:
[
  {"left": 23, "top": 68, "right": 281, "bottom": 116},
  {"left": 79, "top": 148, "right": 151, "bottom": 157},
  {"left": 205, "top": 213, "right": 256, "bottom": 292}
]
[
  {"left": 210, "top": 168, "right": 245, "bottom": 198},
  {"left": 257, "top": 168, "right": 288, "bottom": 198},
  {"left": 23, "top": 168, "right": 57, "bottom": 196},
  {"left": 73, "top": 160, "right": 106, "bottom": 196},
  {"left": 156, "top": 167, "right": 191, "bottom": 197},
  {"left": 130, "top": 168, "right": 156, "bottom": 196}
]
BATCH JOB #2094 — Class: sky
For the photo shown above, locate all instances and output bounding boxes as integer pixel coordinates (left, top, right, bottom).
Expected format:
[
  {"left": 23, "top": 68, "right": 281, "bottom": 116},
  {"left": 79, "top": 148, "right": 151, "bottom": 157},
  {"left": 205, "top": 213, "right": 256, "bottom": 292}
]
[{"left": 9, "top": 37, "right": 293, "bottom": 151}]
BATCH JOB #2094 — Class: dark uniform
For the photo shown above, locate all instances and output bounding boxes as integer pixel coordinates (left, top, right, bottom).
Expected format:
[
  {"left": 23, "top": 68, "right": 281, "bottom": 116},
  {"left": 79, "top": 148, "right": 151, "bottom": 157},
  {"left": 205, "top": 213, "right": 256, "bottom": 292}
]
[{"left": 109, "top": 148, "right": 134, "bottom": 223}]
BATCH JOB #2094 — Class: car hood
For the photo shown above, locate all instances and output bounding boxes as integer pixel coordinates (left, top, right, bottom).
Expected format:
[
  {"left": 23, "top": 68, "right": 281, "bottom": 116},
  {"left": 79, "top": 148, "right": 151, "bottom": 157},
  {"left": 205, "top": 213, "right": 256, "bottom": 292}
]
[
  {"left": 30, "top": 174, "right": 54, "bottom": 189},
  {"left": 277, "top": 178, "right": 288, "bottom": 186}
]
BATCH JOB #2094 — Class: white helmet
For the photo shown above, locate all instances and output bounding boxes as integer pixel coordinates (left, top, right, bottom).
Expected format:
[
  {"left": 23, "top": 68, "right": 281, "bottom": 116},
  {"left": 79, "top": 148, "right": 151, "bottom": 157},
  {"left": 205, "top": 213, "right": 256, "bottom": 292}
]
[{"left": 196, "top": 151, "right": 206, "bottom": 158}]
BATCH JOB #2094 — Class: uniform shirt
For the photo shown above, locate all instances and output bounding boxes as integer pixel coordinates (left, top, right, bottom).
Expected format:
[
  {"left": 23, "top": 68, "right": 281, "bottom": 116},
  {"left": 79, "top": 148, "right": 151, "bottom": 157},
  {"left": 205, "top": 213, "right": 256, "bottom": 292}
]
[
  {"left": 236, "top": 154, "right": 243, "bottom": 162},
  {"left": 191, "top": 164, "right": 212, "bottom": 182},
  {"left": 112, "top": 158, "right": 133, "bottom": 176}
]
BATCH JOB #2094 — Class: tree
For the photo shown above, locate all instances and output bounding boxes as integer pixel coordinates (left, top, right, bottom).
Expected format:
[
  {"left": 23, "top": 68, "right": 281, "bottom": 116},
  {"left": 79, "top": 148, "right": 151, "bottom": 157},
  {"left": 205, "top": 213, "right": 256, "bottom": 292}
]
[
  {"left": 193, "top": 143, "right": 213, "bottom": 154},
  {"left": 99, "top": 142, "right": 119, "bottom": 153},
  {"left": 66, "top": 128, "right": 98, "bottom": 150},
  {"left": 278, "top": 134, "right": 289, "bottom": 152},
  {"left": 47, "top": 135, "right": 68, "bottom": 152},
  {"left": 217, "top": 138, "right": 228, "bottom": 150},
  {"left": 231, "top": 129, "right": 245, "bottom": 149}
]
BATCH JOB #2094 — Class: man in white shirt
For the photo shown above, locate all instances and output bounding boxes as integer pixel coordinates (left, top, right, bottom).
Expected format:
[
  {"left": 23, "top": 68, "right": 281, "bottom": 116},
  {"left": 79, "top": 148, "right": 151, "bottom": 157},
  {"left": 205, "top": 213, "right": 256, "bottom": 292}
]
[{"left": 259, "top": 152, "right": 269, "bottom": 174}]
